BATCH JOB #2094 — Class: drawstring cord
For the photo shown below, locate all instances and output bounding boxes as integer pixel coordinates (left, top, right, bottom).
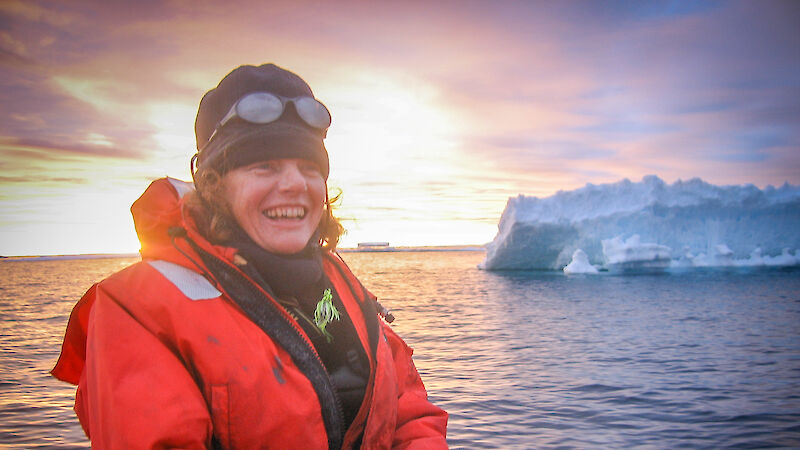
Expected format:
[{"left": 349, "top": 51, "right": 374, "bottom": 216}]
[{"left": 190, "top": 153, "right": 199, "bottom": 184}]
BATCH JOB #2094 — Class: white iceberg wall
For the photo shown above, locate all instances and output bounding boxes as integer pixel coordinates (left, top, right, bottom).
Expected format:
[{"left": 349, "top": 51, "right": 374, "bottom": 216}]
[{"left": 481, "top": 175, "right": 800, "bottom": 270}]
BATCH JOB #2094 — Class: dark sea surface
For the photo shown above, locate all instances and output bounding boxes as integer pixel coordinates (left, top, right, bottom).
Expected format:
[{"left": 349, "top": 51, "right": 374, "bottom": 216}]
[{"left": 1, "top": 252, "right": 799, "bottom": 448}]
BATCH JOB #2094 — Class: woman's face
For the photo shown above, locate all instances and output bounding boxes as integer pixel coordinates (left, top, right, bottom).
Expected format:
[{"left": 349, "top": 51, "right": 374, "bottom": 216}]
[{"left": 222, "top": 158, "right": 326, "bottom": 255}]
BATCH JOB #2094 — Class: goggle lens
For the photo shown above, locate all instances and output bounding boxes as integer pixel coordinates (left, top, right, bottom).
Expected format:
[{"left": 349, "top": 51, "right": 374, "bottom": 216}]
[
  {"left": 236, "top": 92, "right": 284, "bottom": 124},
  {"left": 294, "top": 96, "right": 331, "bottom": 129}
]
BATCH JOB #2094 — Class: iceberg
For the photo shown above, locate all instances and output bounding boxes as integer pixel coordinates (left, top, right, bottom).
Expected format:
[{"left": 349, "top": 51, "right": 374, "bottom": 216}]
[{"left": 480, "top": 175, "right": 800, "bottom": 271}]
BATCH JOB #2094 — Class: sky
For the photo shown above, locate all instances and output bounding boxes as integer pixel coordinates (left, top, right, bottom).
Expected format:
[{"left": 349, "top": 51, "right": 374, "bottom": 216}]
[{"left": 0, "top": 0, "right": 798, "bottom": 256}]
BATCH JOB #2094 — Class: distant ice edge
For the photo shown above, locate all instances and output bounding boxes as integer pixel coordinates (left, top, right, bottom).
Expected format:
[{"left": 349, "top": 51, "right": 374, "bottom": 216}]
[{"left": 479, "top": 175, "right": 800, "bottom": 272}]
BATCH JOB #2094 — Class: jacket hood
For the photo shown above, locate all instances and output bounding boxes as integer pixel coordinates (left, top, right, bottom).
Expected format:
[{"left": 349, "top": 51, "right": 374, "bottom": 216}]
[{"left": 131, "top": 177, "right": 236, "bottom": 265}]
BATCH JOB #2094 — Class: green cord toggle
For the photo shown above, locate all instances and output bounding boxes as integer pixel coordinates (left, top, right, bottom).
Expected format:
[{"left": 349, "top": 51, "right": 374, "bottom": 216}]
[{"left": 314, "top": 288, "right": 340, "bottom": 342}]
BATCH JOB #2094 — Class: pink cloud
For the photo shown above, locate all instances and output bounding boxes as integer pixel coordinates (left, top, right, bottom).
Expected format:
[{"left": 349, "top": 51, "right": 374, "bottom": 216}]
[{"left": 0, "top": 0, "right": 797, "bottom": 224}]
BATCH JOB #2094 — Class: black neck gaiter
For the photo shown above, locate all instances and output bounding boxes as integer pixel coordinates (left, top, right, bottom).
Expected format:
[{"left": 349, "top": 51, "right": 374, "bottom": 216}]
[{"left": 224, "top": 225, "right": 324, "bottom": 299}]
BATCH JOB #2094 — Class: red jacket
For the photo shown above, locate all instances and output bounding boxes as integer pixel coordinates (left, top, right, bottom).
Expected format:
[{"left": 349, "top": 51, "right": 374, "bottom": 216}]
[{"left": 52, "top": 177, "right": 448, "bottom": 449}]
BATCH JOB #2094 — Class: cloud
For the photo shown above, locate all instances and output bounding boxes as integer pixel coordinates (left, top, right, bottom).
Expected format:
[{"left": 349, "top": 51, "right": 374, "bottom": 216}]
[
  {"left": 7, "top": 137, "right": 146, "bottom": 159},
  {"left": 0, "top": 1, "right": 206, "bottom": 167},
  {"left": 406, "top": 1, "right": 800, "bottom": 189},
  {"left": 0, "top": 0, "right": 76, "bottom": 27},
  {"left": 0, "top": 48, "right": 35, "bottom": 68},
  {"left": 0, "top": 175, "right": 88, "bottom": 185},
  {"left": 0, "top": 0, "right": 798, "bottom": 253}
]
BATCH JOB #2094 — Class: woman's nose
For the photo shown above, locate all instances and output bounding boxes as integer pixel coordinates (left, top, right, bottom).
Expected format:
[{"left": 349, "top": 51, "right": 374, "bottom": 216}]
[{"left": 278, "top": 163, "right": 308, "bottom": 192}]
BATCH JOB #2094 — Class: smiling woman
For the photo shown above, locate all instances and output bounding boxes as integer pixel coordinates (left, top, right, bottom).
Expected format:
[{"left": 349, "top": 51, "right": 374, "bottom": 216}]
[{"left": 52, "top": 63, "right": 448, "bottom": 449}]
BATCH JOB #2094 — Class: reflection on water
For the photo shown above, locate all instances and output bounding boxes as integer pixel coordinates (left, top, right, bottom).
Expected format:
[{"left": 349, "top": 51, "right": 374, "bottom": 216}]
[
  {"left": 1, "top": 257, "right": 138, "bottom": 448},
  {"left": 344, "top": 252, "right": 800, "bottom": 448},
  {"left": 2, "top": 253, "right": 799, "bottom": 448}
]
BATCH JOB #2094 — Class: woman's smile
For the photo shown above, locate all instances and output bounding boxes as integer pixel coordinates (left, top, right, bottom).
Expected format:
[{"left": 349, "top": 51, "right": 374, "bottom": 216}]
[{"left": 263, "top": 205, "right": 307, "bottom": 219}]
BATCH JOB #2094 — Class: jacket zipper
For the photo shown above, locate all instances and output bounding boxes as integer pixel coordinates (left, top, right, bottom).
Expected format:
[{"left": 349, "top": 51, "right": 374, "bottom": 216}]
[{"left": 325, "top": 255, "right": 382, "bottom": 447}]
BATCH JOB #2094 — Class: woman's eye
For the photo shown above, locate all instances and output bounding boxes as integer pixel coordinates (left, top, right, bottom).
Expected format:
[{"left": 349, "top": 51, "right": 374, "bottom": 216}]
[
  {"left": 253, "top": 162, "right": 279, "bottom": 172},
  {"left": 299, "top": 162, "right": 321, "bottom": 175}
]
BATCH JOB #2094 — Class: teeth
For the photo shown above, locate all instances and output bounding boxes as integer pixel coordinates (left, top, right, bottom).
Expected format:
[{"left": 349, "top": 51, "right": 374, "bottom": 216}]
[{"left": 264, "top": 206, "right": 306, "bottom": 219}]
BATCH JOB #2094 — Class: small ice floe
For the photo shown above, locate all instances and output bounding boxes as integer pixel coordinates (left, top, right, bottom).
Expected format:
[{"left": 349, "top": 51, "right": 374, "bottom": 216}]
[
  {"left": 602, "top": 235, "right": 672, "bottom": 273},
  {"left": 767, "top": 248, "right": 799, "bottom": 266},
  {"left": 678, "top": 245, "right": 799, "bottom": 268},
  {"left": 686, "top": 244, "right": 732, "bottom": 267},
  {"left": 563, "top": 249, "right": 598, "bottom": 274},
  {"left": 742, "top": 247, "right": 766, "bottom": 266},
  {"left": 671, "top": 246, "right": 695, "bottom": 268},
  {"left": 714, "top": 244, "right": 735, "bottom": 266}
]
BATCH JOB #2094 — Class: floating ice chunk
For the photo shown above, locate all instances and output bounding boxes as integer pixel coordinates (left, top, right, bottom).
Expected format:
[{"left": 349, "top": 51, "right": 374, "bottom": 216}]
[
  {"left": 481, "top": 175, "right": 800, "bottom": 270},
  {"left": 691, "top": 252, "right": 711, "bottom": 267},
  {"left": 714, "top": 244, "right": 735, "bottom": 266},
  {"left": 672, "top": 246, "right": 696, "bottom": 268},
  {"left": 601, "top": 235, "right": 672, "bottom": 272},
  {"left": 563, "top": 249, "right": 599, "bottom": 274},
  {"left": 677, "top": 245, "right": 799, "bottom": 268},
  {"left": 746, "top": 247, "right": 764, "bottom": 266},
  {"left": 762, "top": 248, "right": 799, "bottom": 266}
]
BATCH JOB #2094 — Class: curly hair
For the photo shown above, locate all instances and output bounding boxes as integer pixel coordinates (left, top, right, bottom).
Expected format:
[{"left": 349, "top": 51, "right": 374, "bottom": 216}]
[{"left": 187, "top": 166, "right": 345, "bottom": 252}]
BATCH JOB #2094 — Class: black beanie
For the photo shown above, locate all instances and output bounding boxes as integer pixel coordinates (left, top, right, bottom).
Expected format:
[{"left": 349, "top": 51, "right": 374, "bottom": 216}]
[{"left": 194, "top": 64, "right": 330, "bottom": 179}]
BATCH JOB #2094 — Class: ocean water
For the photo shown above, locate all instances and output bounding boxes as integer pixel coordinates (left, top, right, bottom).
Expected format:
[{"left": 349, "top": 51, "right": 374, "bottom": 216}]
[{"left": 1, "top": 252, "right": 799, "bottom": 448}]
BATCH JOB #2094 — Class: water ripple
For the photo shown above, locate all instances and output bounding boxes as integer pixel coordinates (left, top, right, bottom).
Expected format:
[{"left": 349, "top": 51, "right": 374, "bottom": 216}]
[{"left": 3, "top": 254, "right": 800, "bottom": 448}]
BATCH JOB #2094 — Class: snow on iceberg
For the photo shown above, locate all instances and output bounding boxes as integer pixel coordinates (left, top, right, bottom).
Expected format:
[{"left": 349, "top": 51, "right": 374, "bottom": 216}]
[
  {"left": 602, "top": 235, "right": 672, "bottom": 272},
  {"left": 480, "top": 175, "right": 800, "bottom": 271}
]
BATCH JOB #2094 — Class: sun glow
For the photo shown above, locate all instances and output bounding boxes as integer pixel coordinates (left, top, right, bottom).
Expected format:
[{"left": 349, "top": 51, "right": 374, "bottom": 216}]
[
  {"left": 323, "top": 70, "right": 458, "bottom": 178},
  {"left": 147, "top": 101, "right": 197, "bottom": 178},
  {"left": 316, "top": 69, "right": 486, "bottom": 247}
]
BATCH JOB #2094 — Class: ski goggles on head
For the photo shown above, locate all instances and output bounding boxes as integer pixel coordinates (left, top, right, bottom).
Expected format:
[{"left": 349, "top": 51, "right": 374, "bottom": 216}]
[{"left": 203, "top": 92, "right": 331, "bottom": 147}]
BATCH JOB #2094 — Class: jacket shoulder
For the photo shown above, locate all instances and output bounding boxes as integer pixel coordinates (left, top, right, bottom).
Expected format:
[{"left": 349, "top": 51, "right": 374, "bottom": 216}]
[
  {"left": 146, "top": 260, "right": 221, "bottom": 300},
  {"left": 99, "top": 259, "right": 222, "bottom": 308}
]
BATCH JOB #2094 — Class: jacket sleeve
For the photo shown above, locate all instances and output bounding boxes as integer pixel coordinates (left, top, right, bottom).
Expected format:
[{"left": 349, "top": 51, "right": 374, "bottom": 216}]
[
  {"left": 383, "top": 324, "right": 449, "bottom": 449},
  {"left": 77, "top": 285, "right": 213, "bottom": 449}
]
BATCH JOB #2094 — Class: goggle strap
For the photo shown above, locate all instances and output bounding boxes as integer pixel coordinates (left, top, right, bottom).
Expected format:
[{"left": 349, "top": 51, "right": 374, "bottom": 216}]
[
  {"left": 321, "top": 188, "right": 331, "bottom": 247},
  {"left": 190, "top": 153, "right": 199, "bottom": 183}
]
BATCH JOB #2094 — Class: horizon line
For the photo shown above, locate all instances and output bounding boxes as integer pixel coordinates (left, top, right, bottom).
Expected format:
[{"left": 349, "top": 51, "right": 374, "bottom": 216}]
[{"left": 1, "top": 245, "right": 488, "bottom": 260}]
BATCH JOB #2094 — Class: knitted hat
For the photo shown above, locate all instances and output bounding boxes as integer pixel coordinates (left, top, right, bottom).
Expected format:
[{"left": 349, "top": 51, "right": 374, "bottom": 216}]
[{"left": 194, "top": 64, "right": 330, "bottom": 179}]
